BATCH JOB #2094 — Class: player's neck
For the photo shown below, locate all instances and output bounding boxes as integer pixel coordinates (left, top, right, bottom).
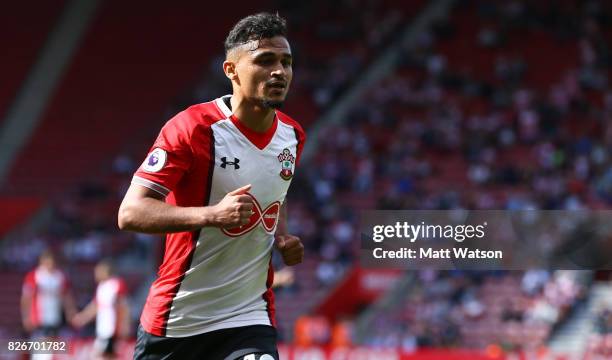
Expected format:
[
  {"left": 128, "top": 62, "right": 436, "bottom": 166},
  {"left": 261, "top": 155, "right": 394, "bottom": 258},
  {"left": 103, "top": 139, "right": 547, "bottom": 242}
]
[{"left": 230, "top": 95, "right": 275, "bottom": 133}]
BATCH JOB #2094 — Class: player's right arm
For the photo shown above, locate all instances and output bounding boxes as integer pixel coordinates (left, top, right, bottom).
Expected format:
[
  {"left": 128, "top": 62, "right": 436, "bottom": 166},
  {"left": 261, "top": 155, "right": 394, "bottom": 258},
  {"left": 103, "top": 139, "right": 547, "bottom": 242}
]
[
  {"left": 20, "top": 272, "right": 35, "bottom": 332},
  {"left": 20, "top": 292, "right": 33, "bottom": 331},
  {"left": 118, "top": 112, "right": 253, "bottom": 234},
  {"left": 118, "top": 183, "right": 254, "bottom": 234}
]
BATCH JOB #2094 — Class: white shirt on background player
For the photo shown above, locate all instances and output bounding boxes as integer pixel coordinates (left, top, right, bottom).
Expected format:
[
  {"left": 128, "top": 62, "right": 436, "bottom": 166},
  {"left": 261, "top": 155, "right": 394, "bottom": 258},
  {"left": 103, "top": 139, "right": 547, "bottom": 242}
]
[
  {"left": 23, "top": 266, "right": 69, "bottom": 328},
  {"left": 95, "top": 277, "right": 127, "bottom": 339}
]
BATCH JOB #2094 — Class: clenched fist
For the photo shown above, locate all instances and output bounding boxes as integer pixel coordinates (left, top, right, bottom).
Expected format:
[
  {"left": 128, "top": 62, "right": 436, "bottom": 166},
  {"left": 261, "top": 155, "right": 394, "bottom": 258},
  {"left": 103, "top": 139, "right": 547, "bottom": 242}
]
[
  {"left": 211, "top": 184, "right": 254, "bottom": 228},
  {"left": 274, "top": 234, "right": 304, "bottom": 266}
]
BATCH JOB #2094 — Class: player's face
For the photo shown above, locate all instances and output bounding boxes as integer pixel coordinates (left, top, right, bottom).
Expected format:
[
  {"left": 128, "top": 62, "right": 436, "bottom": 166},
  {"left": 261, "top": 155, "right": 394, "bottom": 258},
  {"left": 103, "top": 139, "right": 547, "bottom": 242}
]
[
  {"left": 94, "top": 264, "right": 110, "bottom": 282},
  {"left": 40, "top": 255, "right": 55, "bottom": 270},
  {"left": 235, "top": 36, "right": 293, "bottom": 108}
]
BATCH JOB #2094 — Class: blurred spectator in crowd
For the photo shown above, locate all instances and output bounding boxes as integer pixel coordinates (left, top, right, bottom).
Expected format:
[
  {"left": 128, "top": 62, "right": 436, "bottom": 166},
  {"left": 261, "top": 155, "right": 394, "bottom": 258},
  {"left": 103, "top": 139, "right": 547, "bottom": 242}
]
[
  {"left": 595, "top": 308, "right": 612, "bottom": 334},
  {"left": 589, "top": 306, "right": 612, "bottom": 356}
]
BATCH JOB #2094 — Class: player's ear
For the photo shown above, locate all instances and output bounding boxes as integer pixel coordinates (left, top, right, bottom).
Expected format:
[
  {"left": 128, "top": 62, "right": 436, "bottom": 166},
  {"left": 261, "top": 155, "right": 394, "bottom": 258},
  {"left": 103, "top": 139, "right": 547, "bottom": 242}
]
[{"left": 223, "top": 59, "right": 239, "bottom": 82}]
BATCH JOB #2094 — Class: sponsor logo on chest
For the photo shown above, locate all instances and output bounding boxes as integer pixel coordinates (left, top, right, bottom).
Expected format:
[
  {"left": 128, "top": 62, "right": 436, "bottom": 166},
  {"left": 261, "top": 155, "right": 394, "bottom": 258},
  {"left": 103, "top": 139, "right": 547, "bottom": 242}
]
[{"left": 222, "top": 193, "right": 280, "bottom": 237}]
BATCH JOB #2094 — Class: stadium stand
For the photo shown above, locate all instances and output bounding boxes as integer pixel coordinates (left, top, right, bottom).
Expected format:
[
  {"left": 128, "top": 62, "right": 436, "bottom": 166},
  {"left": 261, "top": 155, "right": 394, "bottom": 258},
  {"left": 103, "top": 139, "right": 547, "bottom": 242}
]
[
  {"left": 0, "top": 0, "right": 65, "bottom": 121},
  {"left": 2, "top": 1, "right": 270, "bottom": 196},
  {"left": 589, "top": 302, "right": 612, "bottom": 357},
  {"left": 357, "top": 271, "right": 590, "bottom": 350},
  {"left": 285, "top": 0, "right": 612, "bottom": 354},
  {"left": 0, "top": 197, "right": 43, "bottom": 238}
]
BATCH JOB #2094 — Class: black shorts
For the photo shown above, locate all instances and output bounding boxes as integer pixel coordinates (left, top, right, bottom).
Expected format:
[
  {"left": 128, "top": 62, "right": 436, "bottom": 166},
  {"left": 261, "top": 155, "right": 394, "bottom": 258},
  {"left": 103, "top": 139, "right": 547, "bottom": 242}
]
[
  {"left": 32, "top": 325, "right": 61, "bottom": 339},
  {"left": 94, "top": 336, "right": 116, "bottom": 356},
  {"left": 133, "top": 324, "right": 278, "bottom": 360}
]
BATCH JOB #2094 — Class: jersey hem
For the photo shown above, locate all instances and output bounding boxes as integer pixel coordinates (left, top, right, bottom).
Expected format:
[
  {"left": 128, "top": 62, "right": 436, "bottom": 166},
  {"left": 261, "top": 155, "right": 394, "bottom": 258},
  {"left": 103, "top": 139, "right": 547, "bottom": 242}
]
[{"left": 144, "top": 316, "right": 273, "bottom": 338}]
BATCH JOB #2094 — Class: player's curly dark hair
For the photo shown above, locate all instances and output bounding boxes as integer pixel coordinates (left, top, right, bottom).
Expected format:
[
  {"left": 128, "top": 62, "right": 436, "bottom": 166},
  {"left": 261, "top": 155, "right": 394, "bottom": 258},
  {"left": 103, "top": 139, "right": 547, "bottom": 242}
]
[{"left": 224, "top": 12, "right": 287, "bottom": 54}]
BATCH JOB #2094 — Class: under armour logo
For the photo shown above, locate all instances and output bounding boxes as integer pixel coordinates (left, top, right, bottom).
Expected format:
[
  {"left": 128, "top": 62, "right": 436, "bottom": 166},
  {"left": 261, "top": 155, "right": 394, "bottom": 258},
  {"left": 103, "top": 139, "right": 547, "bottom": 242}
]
[{"left": 220, "top": 157, "right": 240, "bottom": 169}]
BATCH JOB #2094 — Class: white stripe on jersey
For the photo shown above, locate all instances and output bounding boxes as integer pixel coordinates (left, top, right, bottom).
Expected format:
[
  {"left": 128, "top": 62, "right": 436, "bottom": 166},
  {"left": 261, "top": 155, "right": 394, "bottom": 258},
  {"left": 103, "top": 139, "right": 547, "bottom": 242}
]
[
  {"left": 96, "top": 278, "right": 123, "bottom": 338},
  {"left": 34, "top": 269, "right": 65, "bottom": 326},
  {"left": 132, "top": 175, "right": 171, "bottom": 197}
]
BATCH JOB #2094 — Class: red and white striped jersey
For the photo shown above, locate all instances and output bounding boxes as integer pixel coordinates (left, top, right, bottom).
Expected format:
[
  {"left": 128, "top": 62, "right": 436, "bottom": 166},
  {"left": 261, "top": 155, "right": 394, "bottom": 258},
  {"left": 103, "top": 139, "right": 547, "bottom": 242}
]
[
  {"left": 132, "top": 95, "right": 305, "bottom": 337},
  {"left": 95, "top": 277, "right": 127, "bottom": 338},
  {"left": 22, "top": 267, "right": 70, "bottom": 327}
]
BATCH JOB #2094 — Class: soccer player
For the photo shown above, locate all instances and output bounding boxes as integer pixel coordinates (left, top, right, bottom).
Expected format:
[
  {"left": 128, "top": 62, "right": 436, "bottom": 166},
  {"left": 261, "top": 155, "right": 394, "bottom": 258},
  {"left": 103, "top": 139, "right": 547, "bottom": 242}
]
[
  {"left": 21, "top": 250, "right": 76, "bottom": 338},
  {"left": 71, "top": 259, "right": 130, "bottom": 359},
  {"left": 118, "top": 13, "right": 305, "bottom": 360}
]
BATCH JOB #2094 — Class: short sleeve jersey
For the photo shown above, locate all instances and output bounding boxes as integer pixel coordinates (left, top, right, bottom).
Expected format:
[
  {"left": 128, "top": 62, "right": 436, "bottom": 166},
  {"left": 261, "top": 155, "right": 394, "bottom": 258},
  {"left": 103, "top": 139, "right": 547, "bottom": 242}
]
[
  {"left": 95, "top": 277, "right": 128, "bottom": 339},
  {"left": 132, "top": 96, "right": 305, "bottom": 337},
  {"left": 22, "top": 267, "right": 70, "bottom": 328}
]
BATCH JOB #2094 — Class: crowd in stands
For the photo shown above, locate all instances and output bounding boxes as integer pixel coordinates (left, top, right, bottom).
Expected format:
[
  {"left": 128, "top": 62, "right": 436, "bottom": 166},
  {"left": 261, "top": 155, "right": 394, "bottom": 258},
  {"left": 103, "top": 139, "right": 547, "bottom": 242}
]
[
  {"left": 587, "top": 302, "right": 612, "bottom": 356},
  {"left": 285, "top": 0, "right": 611, "bottom": 350},
  {"left": 1, "top": 0, "right": 610, "bottom": 354},
  {"left": 281, "top": 0, "right": 612, "bottom": 295},
  {"left": 307, "top": 0, "right": 612, "bottom": 278},
  {"left": 354, "top": 271, "right": 589, "bottom": 351}
]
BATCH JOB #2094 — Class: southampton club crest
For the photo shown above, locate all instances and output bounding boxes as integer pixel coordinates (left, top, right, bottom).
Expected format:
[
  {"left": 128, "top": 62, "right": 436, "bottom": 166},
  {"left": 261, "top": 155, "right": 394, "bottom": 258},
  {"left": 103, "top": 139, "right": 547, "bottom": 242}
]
[{"left": 277, "top": 148, "right": 295, "bottom": 180}]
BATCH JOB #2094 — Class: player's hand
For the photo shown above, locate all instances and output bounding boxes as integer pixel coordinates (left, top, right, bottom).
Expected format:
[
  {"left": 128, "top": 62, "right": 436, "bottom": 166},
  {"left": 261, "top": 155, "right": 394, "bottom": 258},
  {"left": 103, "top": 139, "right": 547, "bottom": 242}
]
[
  {"left": 118, "top": 322, "right": 130, "bottom": 339},
  {"left": 211, "top": 184, "right": 254, "bottom": 228},
  {"left": 273, "top": 267, "right": 295, "bottom": 288},
  {"left": 274, "top": 234, "right": 304, "bottom": 266},
  {"left": 70, "top": 313, "right": 86, "bottom": 328}
]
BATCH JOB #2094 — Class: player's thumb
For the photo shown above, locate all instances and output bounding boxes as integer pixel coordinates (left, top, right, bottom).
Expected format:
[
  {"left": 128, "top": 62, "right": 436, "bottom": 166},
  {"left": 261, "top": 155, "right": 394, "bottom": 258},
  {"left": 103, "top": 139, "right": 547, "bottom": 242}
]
[
  {"left": 228, "top": 184, "right": 251, "bottom": 196},
  {"left": 274, "top": 235, "right": 286, "bottom": 250}
]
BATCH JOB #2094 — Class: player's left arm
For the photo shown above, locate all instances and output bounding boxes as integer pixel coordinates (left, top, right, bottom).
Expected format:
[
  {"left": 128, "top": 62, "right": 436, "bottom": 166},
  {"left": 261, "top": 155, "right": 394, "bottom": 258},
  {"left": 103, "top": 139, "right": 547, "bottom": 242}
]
[
  {"left": 117, "top": 295, "right": 131, "bottom": 339},
  {"left": 71, "top": 300, "right": 97, "bottom": 328},
  {"left": 61, "top": 278, "right": 77, "bottom": 321},
  {"left": 274, "top": 201, "right": 304, "bottom": 266},
  {"left": 62, "top": 292, "right": 77, "bottom": 322}
]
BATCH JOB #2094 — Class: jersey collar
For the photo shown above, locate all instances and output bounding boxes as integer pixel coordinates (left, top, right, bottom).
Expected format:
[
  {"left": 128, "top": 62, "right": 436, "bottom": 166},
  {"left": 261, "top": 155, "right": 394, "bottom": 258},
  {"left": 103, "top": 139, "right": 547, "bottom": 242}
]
[
  {"left": 215, "top": 95, "right": 233, "bottom": 118},
  {"left": 215, "top": 95, "right": 278, "bottom": 151}
]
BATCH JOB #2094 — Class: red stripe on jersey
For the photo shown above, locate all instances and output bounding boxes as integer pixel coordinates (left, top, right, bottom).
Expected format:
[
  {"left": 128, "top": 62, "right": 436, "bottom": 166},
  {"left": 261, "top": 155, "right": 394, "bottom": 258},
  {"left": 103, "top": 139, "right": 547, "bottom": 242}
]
[
  {"left": 262, "top": 257, "right": 276, "bottom": 327},
  {"left": 141, "top": 232, "right": 199, "bottom": 336},
  {"left": 32, "top": 292, "right": 40, "bottom": 326},
  {"left": 139, "top": 102, "right": 222, "bottom": 336},
  {"left": 277, "top": 112, "right": 306, "bottom": 166},
  {"left": 23, "top": 271, "right": 40, "bottom": 327}
]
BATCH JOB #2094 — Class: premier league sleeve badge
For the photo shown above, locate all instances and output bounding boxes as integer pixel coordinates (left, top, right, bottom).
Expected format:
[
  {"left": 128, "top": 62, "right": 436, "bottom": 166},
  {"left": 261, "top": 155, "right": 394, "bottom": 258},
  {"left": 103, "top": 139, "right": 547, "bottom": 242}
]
[{"left": 142, "top": 148, "right": 167, "bottom": 173}]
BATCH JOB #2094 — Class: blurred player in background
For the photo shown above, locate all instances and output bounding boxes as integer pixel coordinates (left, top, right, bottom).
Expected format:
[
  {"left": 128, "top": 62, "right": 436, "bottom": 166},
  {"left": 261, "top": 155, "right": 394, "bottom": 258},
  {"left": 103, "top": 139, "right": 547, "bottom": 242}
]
[
  {"left": 72, "top": 259, "right": 130, "bottom": 359},
  {"left": 119, "top": 12, "right": 305, "bottom": 360},
  {"left": 21, "top": 250, "right": 76, "bottom": 339}
]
